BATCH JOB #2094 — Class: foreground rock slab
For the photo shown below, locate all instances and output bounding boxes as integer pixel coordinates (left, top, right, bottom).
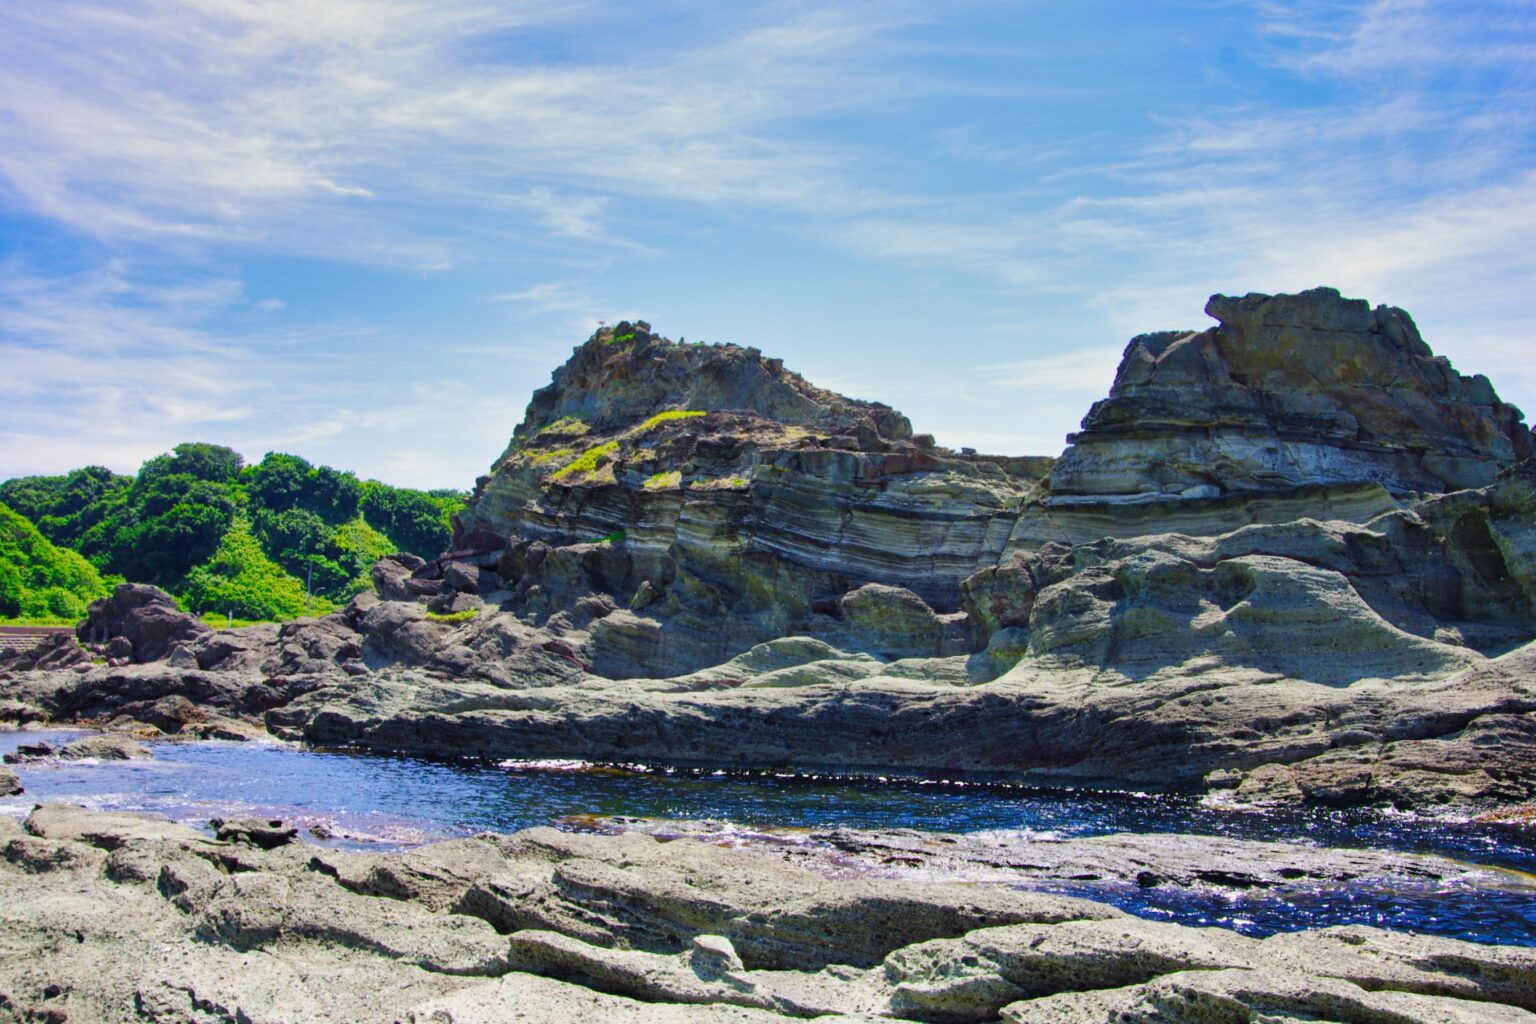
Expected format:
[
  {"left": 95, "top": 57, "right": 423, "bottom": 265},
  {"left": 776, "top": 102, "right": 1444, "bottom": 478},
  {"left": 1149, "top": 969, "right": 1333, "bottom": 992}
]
[{"left": 2, "top": 805, "right": 1535, "bottom": 1024}]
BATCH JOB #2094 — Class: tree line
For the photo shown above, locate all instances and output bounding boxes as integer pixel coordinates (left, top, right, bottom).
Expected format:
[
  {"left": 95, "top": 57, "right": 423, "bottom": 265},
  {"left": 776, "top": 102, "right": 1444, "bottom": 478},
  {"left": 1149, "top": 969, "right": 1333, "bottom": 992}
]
[{"left": 0, "top": 443, "right": 464, "bottom": 622}]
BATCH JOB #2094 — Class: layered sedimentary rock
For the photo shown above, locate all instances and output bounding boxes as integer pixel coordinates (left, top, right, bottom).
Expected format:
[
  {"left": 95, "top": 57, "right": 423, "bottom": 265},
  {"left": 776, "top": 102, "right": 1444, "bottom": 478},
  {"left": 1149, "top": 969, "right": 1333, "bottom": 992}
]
[
  {"left": 5, "top": 289, "right": 1536, "bottom": 812},
  {"left": 1051, "top": 287, "right": 1533, "bottom": 499},
  {"left": 6, "top": 804, "right": 1536, "bottom": 1024},
  {"left": 456, "top": 321, "right": 1043, "bottom": 675}
]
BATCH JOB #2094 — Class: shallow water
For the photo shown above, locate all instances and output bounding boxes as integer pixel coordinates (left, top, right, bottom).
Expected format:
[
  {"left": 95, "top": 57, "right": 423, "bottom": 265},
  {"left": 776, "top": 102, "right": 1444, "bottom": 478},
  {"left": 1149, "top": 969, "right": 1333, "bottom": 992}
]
[{"left": 4, "top": 729, "right": 1534, "bottom": 945}]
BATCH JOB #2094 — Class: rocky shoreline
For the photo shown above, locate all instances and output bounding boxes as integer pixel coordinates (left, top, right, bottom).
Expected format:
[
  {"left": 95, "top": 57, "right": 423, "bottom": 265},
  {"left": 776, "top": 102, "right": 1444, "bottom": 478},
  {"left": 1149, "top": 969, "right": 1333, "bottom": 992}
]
[
  {"left": 3, "top": 289, "right": 1536, "bottom": 815},
  {"left": 3, "top": 286, "right": 1536, "bottom": 1020},
  {"left": 4, "top": 803, "right": 1535, "bottom": 1023}
]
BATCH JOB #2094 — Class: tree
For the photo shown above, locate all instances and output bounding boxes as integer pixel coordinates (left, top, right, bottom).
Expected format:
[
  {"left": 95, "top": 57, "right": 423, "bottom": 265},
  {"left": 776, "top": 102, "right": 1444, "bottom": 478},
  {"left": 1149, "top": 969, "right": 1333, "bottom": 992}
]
[
  {"left": 246, "top": 452, "right": 313, "bottom": 513},
  {"left": 165, "top": 443, "right": 244, "bottom": 484},
  {"left": 110, "top": 474, "right": 238, "bottom": 585},
  {"left": 359, "top": 482, "right": 461, "bottom": 556},
  {"left": 181, "top": 515, "right": 310, "bottom": 621},
  {"left": 0, "top": 501, "right": 109, "bottom": 620}
]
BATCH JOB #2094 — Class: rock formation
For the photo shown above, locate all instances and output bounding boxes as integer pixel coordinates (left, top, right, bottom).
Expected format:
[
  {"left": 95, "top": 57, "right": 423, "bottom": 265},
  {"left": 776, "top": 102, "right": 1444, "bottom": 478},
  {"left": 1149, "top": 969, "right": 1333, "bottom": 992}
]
[
  {"left": 77, "top": 583, "right": 211, "bottom": 663},
  {"left": 1051, "top": 287, "right": 1533, "bottom": 499},
  {"left": 4, "top": 289, "right": 1536, "bottom": 814},
  {"left": 4, "top": 804, "right": 1535, "bottom": 1024}
]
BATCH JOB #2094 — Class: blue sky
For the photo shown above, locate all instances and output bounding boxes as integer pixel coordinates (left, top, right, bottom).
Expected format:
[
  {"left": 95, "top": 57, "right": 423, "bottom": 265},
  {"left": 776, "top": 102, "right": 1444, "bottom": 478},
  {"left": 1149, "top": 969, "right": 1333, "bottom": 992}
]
[{"left": 1, "top": 0, "right": 1532, "bottom": 489}]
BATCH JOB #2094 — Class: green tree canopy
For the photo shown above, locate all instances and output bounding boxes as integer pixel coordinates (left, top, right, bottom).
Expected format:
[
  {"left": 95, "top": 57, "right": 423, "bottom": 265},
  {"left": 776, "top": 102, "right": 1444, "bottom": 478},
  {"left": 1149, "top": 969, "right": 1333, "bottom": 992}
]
[
  {"left": 2, "top": 443, "right": 466, "bottom": 622},
  {"left": 182, "top": 514, "right": 311, "bottom": 621},
  {"left": 0, "top": 501, "right": 110, "bottom": 620}
]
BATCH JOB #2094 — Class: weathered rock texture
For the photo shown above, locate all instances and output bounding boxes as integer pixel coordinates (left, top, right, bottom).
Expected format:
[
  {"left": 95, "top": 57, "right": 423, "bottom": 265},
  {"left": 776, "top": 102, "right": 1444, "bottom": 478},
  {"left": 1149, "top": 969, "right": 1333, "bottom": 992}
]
[
  {"left": 1052, "top": 287, "right": 1533, "bottom": 499},
  {"left": 3, "top": 805, "right": 1534, "bottom": 1024},
  {"left": 77, "top": 583, "right": 211, "bottom": 663},
  {"left": 454, "top": 321, "right": 1045, "bottom": 675},
  {"left": 4, "top": 290, "right": 1536, "bottom": 813}
]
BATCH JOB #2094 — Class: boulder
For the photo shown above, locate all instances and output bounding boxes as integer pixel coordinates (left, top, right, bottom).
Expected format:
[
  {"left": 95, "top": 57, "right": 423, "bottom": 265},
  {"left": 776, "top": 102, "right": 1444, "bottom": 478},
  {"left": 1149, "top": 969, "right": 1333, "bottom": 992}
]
[
  {"left": 210, "top": 816, "right": 297, "bottom": 849},
  {"left": 442, "top": 561, "right": 487, "bottom": 594},
  {"left": 58, "top": 734, "right": 152, "bottom": 761},
  {"left": 3, "top": 741, "right": 56, "bottom": 763},
  {"left": 837, "top": 583, "right": 946, "bottom": 659},
  {"left": 371, "top": 554, "right": 427, "bottom": 602},
  {"left": 0, "top": 764, "right": 21, "bottom": 795},
  {"left": 0, "top": 632, "right": 91, "bottom": 672},
  {"left": 77, "top": 583, "right": 210, "bottom": 663}
]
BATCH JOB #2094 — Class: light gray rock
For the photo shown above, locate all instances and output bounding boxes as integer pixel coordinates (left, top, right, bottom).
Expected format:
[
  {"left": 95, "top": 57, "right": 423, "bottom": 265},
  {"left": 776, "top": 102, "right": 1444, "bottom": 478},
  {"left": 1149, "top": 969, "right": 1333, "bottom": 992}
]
[
  {"left": 58, "top": 733, "right": 152, "bottom": 761},
  {"left": 3, "top": 807, "right": 1534, "bottom": 1024}
]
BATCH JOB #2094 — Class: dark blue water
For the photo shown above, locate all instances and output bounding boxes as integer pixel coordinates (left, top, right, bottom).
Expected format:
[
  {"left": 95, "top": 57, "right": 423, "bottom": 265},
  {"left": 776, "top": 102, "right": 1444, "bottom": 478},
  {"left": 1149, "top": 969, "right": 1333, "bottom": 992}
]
[{"left": 4, "top": 730, "right": 1534, "bottom": 945}]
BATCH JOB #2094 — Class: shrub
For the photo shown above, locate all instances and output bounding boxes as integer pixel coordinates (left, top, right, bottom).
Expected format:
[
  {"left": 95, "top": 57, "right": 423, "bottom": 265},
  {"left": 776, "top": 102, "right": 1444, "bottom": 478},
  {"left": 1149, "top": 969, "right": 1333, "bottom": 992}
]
[{"left": 181, "top": 515, "right": 312, "bottom": 621}]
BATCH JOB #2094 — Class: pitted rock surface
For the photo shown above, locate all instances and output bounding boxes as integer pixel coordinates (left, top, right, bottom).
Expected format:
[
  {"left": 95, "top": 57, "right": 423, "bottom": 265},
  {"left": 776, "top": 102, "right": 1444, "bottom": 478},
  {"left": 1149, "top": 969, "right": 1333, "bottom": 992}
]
[{"left": 3, "top": 805, "right": 1534, "bottom": 1024}]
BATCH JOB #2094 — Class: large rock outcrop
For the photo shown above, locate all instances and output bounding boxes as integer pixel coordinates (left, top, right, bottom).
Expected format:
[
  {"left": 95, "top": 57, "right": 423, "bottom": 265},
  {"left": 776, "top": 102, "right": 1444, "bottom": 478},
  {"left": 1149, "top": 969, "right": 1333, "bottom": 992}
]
[
  {"left": 77, "top": 583, "right": 211, "bottom": 663},
  {"left": 1051, "top": 287, "right": 1533, "bottom": 500},
  {"left": 6, "top": 288, "right": 1536, "bottom": 812},
  {"left": 457, "top": 322, "right": 1045, "bottom": 674}
]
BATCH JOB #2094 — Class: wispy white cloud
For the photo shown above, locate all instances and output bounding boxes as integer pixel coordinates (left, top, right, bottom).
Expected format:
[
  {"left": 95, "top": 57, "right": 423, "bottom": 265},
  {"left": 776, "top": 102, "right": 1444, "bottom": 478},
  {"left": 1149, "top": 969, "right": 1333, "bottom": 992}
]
[
  {"left": 0, "top": 259, "right": 522, "bottom": 486},
  {"left": 1, "top": 0, "right": 1531, "bottom": 483},
  {"left": 0, "top": 1, "right": 911, "bottom": 259}
]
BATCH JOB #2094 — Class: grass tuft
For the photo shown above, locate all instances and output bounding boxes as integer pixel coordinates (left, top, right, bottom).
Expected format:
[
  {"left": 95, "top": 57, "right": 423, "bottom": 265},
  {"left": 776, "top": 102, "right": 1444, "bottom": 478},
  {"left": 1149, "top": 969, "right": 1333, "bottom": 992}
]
[
  {"left": 551, "top": 441, "right": 619, "bottom": 481},
  {"left": 643, "top": 470, "right": 683, "bottom": 491},
  {"left": 426, "top": 608, "right": 478, "bottom": 624},
  {"left": 539, "top": 416, "right": 590, "bottom": 438},
  {"left": 635, "top": 409, "right": 705, "bottom": 433}
]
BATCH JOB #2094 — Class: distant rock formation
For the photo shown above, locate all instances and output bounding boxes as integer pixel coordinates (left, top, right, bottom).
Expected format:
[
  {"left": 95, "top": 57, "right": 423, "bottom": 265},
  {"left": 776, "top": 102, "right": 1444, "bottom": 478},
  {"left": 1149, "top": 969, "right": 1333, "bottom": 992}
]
[{"left": 1051, "top": 287, "right": 1533, "bottom": 500}]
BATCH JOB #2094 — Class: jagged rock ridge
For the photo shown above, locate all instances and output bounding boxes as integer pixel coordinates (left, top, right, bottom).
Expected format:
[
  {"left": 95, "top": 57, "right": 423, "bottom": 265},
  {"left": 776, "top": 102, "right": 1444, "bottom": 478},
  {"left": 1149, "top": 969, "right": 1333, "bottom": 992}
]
[
  {"left": 6, "top": 288, "right": 1536, "bottom": 812},
  {"left": 1052, "top": 287, "right": 1533, "bottom": 499}
]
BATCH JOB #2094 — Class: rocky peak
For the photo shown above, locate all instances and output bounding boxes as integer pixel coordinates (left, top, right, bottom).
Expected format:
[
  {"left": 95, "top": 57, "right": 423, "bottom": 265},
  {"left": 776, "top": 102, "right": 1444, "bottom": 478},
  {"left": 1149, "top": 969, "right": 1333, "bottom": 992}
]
[
  {"left": 508, "top": 320, "right": 911, "bottom": 453},
  {"left": 1050, "top": 287, "right": 1533, "bottom": 499}
]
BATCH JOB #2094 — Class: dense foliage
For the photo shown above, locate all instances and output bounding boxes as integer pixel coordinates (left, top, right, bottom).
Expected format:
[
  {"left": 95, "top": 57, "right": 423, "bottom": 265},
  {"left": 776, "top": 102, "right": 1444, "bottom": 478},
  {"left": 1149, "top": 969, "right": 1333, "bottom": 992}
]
[
  {"left": 0, "top": 501, "right": 111, "bottom": 620},
  {"left": 181, "top": 515, "right": 313, "bottom": 621},
  {"left": 0, "top": 442, "right": 466, "bottom": 622}
]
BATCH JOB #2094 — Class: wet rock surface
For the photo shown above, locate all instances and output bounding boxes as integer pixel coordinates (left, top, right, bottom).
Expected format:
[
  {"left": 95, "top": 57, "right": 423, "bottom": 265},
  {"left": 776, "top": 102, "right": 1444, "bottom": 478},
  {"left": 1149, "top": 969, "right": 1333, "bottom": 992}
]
[
  {"left": 587, "top": 817, "right": 1533, "bottom": 899},
  {"left": 2, "top": 805, "right": 1534, "bottom": 1024}
]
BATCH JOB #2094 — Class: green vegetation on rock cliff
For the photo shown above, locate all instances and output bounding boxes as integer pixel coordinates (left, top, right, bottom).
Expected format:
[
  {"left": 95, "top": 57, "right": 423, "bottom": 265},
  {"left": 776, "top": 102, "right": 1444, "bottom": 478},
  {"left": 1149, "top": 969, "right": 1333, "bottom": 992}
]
[{"left": 0, "top": 442, "right": 466, "bottom": 622}]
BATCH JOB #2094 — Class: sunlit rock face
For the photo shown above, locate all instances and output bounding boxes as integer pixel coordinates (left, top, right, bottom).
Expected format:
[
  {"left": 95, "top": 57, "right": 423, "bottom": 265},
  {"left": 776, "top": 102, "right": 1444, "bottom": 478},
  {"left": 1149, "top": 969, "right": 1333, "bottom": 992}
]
[
  {"left": 1050, "top": 286, "right": 1533, "bottom": 500},
  {"left": 10, "top": 298, "right": 1536, "bottom": 809},
  {"left": 449, "top": 296, "right": 1535, "bottom": 678},
  {"left": 456, "top": 320, "right": 1046, "bottom": 674}
]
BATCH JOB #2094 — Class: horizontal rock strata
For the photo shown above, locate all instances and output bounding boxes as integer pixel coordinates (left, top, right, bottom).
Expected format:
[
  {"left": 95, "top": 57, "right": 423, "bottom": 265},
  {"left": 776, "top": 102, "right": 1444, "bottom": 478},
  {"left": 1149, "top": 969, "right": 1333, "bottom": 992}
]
[
  {"left": 4, "top": 289, "right": 1536, "bottom": 814},
  {"left": 1051, "top": 287, "right": 1533, "bottom": 499}
]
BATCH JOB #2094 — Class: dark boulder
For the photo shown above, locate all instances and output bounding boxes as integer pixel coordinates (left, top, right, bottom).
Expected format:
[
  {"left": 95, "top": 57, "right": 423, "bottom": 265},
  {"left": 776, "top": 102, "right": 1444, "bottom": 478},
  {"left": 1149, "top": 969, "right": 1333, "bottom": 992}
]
[
  {"left": 371, "top": 554, "right": 427, "bottom": 602},
  {"left": 210, "top": 816, "right": 297, "bottom": 849},
  {"left": 77, "top": 584, "right": 210, "bottom": 664}
]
